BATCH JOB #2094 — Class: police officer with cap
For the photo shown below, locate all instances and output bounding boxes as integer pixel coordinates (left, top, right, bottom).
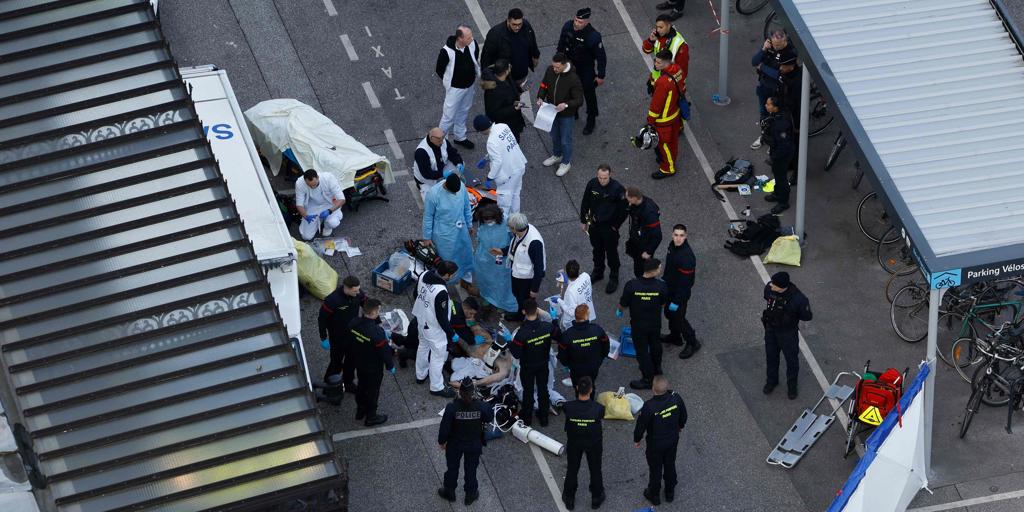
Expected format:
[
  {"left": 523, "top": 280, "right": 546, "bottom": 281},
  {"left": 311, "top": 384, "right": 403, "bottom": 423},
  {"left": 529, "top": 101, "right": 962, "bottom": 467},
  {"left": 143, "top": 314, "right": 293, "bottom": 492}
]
[
  {"left": 349, "top": 298, "right": 395, "bottom": 427},
  {"left": 557, "top": 304, "right": 610, "bottom": 387},
  {"left": 509, "top": 298, "right": 556, "bottom": 427},
  {"left": 762, "top": 272, "right": 812, "bottom": 399},
  {"left": 634, "top": 375, "right": 688, "bottom": 505},
  {"left": 562, "top": 376, "right": 606, "bottom": 510},
  {"left": 619, "top": 258, "right": 669, "bottom": 390},
  {"left": 556, "top": 7, "right": 607, "bottom": 135},
  {"left": 438, "top": 376, "right": 494, "bottom": 505}
]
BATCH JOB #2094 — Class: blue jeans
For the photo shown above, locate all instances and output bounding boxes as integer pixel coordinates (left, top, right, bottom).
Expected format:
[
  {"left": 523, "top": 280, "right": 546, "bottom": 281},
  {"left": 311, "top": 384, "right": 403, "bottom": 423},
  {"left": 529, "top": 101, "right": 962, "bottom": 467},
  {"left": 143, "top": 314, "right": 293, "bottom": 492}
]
[{"left": 550, "top": 116, "right": 575, "bottom": 164}]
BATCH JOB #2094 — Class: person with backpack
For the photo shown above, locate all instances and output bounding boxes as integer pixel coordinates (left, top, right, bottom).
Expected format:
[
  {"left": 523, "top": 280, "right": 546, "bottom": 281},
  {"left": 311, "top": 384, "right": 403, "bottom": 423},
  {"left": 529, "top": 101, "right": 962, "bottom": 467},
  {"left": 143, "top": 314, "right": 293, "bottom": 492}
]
[
  {"left": 438, "top": 377, "right": 494, "bottom": 506},
  {"left": 634, "top": 375, "right": 688, "bottom": 506},
  {"left": 762, "top": 272, "right": 812, "bottom": 399},
  {"left": 646, "top": 49, "right": 684, "bottom": 179}
]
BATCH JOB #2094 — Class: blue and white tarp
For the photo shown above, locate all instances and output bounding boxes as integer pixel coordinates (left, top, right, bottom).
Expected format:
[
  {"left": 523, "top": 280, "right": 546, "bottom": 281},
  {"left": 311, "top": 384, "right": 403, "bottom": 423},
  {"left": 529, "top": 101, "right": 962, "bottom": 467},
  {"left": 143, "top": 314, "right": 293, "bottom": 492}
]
[{"left": 828, "top": 363, "right": 931, "bottom": 512}]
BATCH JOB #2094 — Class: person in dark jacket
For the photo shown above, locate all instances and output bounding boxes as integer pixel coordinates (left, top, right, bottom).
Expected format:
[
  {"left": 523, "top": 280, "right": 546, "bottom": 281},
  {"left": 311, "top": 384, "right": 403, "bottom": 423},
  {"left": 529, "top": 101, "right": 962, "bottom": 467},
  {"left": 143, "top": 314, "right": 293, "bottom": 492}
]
[
  {"left": 562, "top": 376, "right": 606, "bottom": 510},
  {"left": 776, "top": 55, "right": 803, "bottom": 130},
  {"left": 625, "top": 187, "right": 663, "bottom": 279},
  {"left": 492, "top": 213, "right": 545, "bottom": 322},
  {"left": 634, "top": 375, "right": 688, "bottom": 506},
  {"left": 751, "top": 28, "right": 797, "bottom": 147},
  {"left": 556, "top": 7, "right": 608, "bottom": 135},
  {"left": 761, "top": 96, "right": 796, "bottom": 214},
  {"left": 509, "top": 298, "right": 556, "bottom": 426},
  {"left": 580, "top": 165, "right": 627, "bottom": 294},
  {"left": 557, "top": 304, "right": 609, "bottom": 387},
  {"left": 481, "top": 59, "right": 526, "bottom": 142},
  {"left": 762, "top": 272, "right": 812, "bottom": 399},
  {"left": 619, "top": 258, "right": 669, "bottom": 390},
  {"left": 655, "top": 0, "right": 686, "bottom": 20},
  {"left": 317, "top": 275, "right": 366, "bottom": 393},
  {"left": 350, "top": 299, "right": 395, "bottom": 427},
  {"left": 537, "top": 53, "right": 584, "bottom": 177},
  {"left": 412, "top": 127, "right": 464, "bottom": 198},
  {"left": 480, "top": 8, "right": 540, "bottom": 85},
  {"left": 438, "top": 377, "right": 494, "bottom": 506},
  {"left": 663, "top": 224, "right": 701, "bottom": 358}
]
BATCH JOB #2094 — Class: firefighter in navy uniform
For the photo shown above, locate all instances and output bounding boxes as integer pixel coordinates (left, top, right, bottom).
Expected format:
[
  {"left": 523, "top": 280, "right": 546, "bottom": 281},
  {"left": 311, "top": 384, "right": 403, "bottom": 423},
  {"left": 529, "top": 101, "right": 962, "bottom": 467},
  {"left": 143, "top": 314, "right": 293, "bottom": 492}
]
[
  {"left": 634, "top": 375, "right": 688, "bottom": 506},
  {"left": 557, "top": 304, "right": 610, "bottom": 387},
  {"left": 317, "top": 275, "right": 366, "bottom": 398},
  {"left": 349, "top": 298, "right": 395, "bottom": 427},
  {"left": 509, "top": 298, "right": 556, "bottom": 427},
  {"left": 663, "top": 224, "right": 701, "bottom": 358},
  {"left": 438, "top": 377, "right": 494, "bottom": 506},
  {"left": 761, "top": 96, "right": 796, "bottom": 214},
  {"left": 556, "top": 7, "right": 608, "bottom": 135},
  {"left": 562, "top": 376, "right": 606, "bottom": 510},
  {"left": 762, "top": 272, "right": 812, "bottom": 399},
  {"left": 579, "top": 164, "right": 627, "bottom": 294},
  {"left": 619, "top": 258, "right": 669, "bottom": 390},
  {"left": 624, "top": 187, "right": 663, "bottom": 280}
]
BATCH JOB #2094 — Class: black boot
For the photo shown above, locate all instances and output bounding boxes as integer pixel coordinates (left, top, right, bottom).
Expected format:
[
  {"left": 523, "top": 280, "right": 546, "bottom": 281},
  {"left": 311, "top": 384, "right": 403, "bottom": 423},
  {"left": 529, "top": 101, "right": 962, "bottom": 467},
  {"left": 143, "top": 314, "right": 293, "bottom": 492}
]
[
  {"left": 563, "top": 492, "right": 576, "bottom": 510},
  {"left": 364, "top": 413, "right": 388, "bottom": 426},
  {"left": 643, "top": 487, "right": 661, "bottom": 505},
  {"left": 679, "top": 338, "right": 702, "bottom": 359},
  {"left": 315, "top": 382, "right": 344, "bottom": 405},
  {"left": 438, "top": 488, "right": 456, "bottom": 502},
  {"left": 604, "top": 273, "right": 618, "bottom": 294},
  {"left": 583, "top": 117, "right": 596, "bottom": 135}
]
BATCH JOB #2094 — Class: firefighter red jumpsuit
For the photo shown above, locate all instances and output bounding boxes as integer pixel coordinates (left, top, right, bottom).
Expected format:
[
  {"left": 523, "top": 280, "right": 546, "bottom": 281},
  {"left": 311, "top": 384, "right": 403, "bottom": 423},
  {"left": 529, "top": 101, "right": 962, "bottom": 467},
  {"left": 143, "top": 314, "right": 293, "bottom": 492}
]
[{"left": 647, "top": 63, "right": 683, "bottom": 176}]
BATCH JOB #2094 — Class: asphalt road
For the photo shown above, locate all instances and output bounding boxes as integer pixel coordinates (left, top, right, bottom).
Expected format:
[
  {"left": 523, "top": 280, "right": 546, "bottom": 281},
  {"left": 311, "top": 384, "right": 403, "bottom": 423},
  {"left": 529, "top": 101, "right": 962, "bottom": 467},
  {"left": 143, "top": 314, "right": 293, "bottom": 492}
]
[{"left": 160, "top": 2, "right": 1024, "bottom": 511}]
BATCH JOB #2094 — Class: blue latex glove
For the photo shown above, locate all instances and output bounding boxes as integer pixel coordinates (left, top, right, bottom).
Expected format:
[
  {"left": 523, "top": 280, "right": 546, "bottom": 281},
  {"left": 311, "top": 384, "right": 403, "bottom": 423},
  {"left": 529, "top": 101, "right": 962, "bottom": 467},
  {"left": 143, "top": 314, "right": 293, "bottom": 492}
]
[
  {"left": 452, "top": 333, "right": 460, "bottom": 343},
  {"left": 474, "top": 334, "right": 485, "bottom": 345},
  {"left": 484, "top": 178, "right": 495, "bottom": 190},
  {"left": 476, "top": 157, "right": 488, "bottom": 169},
  {"left": 615, "top": 309, "right": 623, "bottom": 318},
  {"left": 320, "top": 339, "right": 330, "bottom": 350},
  {"left": 549, "top": 306, "right": 559, "bottom": 320},
  {"left": 457, "top": 162, "right": 465, "bottom": 174},
  {"left": 318, "top": 209, "right": 331, "bottom": 220},
  {"left": 442, "top": 168, "right": 453, "bottom": 178},
  {"left": 389, "top": 367, "right": 397, "bottom": 375},
  {"left": 304, "top": 215, "right": 317, "bottom": 222},
  {"left": 669, "top": 302, "right": 680, "bottom": 312}
]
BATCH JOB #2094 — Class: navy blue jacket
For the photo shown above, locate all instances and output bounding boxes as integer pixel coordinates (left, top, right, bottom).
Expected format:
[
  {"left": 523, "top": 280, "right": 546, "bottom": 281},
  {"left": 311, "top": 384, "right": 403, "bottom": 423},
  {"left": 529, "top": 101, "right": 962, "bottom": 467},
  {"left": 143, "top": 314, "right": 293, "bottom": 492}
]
[{"left": 557, "top": 21, "right": 607, "bottom": 79}]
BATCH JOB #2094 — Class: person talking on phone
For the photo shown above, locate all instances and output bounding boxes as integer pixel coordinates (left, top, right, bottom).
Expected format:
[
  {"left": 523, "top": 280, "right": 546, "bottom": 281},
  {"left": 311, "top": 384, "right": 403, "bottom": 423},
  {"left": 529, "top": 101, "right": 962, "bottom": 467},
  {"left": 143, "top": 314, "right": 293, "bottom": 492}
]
[{"left": 481, "top": 58, "right": 526, "bottom": 143}]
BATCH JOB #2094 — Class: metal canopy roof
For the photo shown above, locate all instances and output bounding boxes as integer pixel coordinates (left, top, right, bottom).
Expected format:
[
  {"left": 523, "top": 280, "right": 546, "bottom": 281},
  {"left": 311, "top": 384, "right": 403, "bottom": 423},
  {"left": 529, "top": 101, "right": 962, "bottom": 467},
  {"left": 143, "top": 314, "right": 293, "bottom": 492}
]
[
  {"left": 0, "top": 1, "right": 341, "bottom": 511},
  {"left": 775, "top": 0, "right": 1024, "bottom": 285}
]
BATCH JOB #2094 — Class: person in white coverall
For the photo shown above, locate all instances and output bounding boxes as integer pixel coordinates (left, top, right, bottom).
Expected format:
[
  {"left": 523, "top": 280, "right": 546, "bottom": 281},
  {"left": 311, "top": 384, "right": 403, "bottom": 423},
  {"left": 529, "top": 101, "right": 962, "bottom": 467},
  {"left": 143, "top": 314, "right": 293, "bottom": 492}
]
[
  {"left": 295, "top": 169, "right": 345, "bottom": 240},
  {"left": 556, "top": 259, "right": 597, "bottom": 331},
  {"left": 413, "top": 261, "right": 460, "bottom": 398},
  {"left": 436, "top": 25, "right": 480, "bottom": 149},
  {"left": 473, "top": 114, "right": 527, "bottom": 217}
]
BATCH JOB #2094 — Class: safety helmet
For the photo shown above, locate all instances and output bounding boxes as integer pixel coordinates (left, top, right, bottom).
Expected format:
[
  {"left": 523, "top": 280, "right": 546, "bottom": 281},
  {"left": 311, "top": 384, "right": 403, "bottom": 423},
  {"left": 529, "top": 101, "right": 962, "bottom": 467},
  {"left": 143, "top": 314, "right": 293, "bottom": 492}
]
[{"left": 630, "top": 124, "right": 659, "bottom": 150}]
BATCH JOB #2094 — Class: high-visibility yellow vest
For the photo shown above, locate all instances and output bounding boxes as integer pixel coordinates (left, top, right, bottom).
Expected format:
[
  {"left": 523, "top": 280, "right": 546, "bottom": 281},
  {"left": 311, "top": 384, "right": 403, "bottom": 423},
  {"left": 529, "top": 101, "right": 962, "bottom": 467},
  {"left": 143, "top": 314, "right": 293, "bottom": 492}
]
[{"left": 650, "top": 32, "right": 686, "bottom": 81}]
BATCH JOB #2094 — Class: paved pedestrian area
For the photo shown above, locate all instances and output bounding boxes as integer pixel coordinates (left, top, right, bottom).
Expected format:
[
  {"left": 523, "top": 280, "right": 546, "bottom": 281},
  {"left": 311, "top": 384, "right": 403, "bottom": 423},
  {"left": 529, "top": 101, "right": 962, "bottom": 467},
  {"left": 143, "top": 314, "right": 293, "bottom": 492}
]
[{"left": 159, "top": 1, "right": 1024, "bottom": 510}]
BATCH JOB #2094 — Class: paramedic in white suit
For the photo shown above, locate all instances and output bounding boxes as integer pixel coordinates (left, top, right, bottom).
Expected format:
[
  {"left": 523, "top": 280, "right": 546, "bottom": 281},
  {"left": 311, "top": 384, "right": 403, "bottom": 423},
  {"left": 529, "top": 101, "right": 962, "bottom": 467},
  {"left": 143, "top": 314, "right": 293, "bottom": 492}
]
[
  {"left": 436, "top": 25, "right": 479, "bottom": 149},
  {"left": 413, "top": 261, "right": 460, "bottom": 397},
  {"left": 295, "top": 169, "right": 345, "bottom": 240},
  {"left": 474, "top": 115, "right": 527, "bottom": 216},
  {"left": 557, "top": 260, "right": 597, "bottom": 331}
]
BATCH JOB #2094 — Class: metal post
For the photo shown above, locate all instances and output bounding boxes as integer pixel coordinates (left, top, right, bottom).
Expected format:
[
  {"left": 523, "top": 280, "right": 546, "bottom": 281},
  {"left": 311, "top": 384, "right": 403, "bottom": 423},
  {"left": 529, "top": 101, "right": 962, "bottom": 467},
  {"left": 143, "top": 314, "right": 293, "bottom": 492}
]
[
  {"left": 923, "top": 287, "right": 942, "bottom": 479},
  {"left": 713, "top": 0, "right": 731, "bottom": 105},
  {"left": 794, "top": 68, "right": 810, "bottom": 241}
]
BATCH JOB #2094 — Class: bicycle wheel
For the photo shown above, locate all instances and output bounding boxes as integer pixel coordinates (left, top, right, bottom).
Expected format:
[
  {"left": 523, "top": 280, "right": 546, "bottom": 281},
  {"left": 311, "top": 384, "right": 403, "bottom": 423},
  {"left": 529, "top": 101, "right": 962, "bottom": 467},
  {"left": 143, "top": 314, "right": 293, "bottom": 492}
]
[
  {"left": 960, "top": 380, "right": 985, "bottom": 439},
  {"left": 952, "top": 337, "right": 985, "bottom": 383},
  {"left": 824, "top": 133, "right": 847, "bottom": 172},
  {"left": 877, "top": 228, "right": 918, "bottom": 275},
  {"left": 737, "top": 0, "right": 770, "bottom": 15},
  {"left": 937, "top": 312, "right": 975, "bottom": 367},
  {"left": 976, "top": 361, "right": 1018, "bottom": 407},
  {"left": 763, "top": 11, "right": 784, "bottom": 40},
  {"left": 885, "top": 271, "right": 925, "bottom": 303},
  {"left": 858, "top": 192, "right": 899, "bottom": 244},
  {"left": 890, "top": 284, "right": 930, "bottom": 342},
  {"left": 807, "top": 94, "right": 834, "bottom": 138}
]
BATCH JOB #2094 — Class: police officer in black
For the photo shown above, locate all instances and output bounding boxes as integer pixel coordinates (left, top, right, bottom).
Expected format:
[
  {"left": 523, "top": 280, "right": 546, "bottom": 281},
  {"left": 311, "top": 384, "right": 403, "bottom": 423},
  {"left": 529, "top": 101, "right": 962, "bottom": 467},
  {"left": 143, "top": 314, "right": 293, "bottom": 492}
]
[
  {"left": 557, "top": 304, "right": 610, "bottom": 387},
  {"left": 562, "top": 376, "right": 606, "bottom": 510},
  {"left": 438, "top": 377, "right": 494, "bottom": 505},
  {"left": 580, "top": 164, "right": 628, "bottom": 294},
  {"left": 663, "top": 224, "right": 701, "bottom": 358},
  {"left": 619, "top": 258, "right": 669, "bottom": 390},
  {"left": 762, "top": 272, "right": 812, "bottom": 399},
  {"left": 349, "top": 298, "right": 395, "bottom": 427},
  {"left": 557, "top": 7, "right": 608, "bottom": 135},
  {"left": 625, "top": 187, "right": 663, "bottom": 279},
  {"left": 761, "top": 96, "right": 796, "bottom": 215},
  {"left": 634, "top": 375, "right": 688, "bottom": 505},
  {"left": 317, "top": 275, "right": 366, "bottom": 396},
  {"left": 509, "top": 298, "right": 556, "bottom": 427}
]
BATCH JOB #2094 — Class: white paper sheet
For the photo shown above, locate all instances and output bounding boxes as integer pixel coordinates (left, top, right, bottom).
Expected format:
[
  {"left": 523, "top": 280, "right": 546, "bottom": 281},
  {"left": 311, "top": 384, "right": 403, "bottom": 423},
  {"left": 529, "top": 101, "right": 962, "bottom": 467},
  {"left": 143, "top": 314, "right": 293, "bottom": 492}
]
[{"left": 533, "top": 102, "right": 558, "bottom": 132}]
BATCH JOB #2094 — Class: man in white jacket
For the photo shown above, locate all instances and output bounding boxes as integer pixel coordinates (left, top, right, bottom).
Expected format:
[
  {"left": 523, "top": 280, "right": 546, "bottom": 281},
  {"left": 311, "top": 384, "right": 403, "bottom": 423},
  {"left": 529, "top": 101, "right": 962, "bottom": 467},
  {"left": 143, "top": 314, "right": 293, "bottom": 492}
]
[
  {"left": 295, "top": 169, "right": 345, "bottom": 240},
  {"left": 473, "top": 114, "right": 527, "bottom": 217},
  {"left": 556, "top": 259, "right": 597, "bottom": 331}
]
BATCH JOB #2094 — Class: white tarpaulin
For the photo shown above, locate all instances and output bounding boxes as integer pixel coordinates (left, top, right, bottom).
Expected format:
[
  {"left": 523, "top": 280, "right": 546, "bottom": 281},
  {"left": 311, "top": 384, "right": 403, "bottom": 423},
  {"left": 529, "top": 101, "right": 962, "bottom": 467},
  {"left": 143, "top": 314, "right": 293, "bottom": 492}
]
[
  {"left": 243, "top": 99, "right": 395, "bottom": 190},
  {"left": 829, "top": 364, "right": 930, "bottom": 512}
]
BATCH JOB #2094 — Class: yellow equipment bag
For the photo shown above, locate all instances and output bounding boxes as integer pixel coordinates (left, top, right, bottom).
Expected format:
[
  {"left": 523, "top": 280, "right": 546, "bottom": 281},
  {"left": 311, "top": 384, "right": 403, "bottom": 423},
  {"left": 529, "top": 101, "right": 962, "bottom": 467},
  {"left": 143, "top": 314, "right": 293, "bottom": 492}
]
[
  {"left": 763, "top": 235, "right": 802, "bottom": 266},
  {"left": 597, "top": 389, "right": 635, "bottom": 421},
  {"left": 294, "top": 239, "right": 339, "bottom": 299}
]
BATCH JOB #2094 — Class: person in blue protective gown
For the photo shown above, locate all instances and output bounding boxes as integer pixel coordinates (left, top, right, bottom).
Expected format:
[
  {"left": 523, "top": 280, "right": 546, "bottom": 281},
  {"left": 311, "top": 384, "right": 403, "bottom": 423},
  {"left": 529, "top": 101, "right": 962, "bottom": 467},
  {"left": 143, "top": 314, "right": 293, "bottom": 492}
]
[
  {"left": 472, "top": 203, "right": 518, "bottom": 313},
  {"left": 423, "top": 174, "right": 476, "bottom": 292}
]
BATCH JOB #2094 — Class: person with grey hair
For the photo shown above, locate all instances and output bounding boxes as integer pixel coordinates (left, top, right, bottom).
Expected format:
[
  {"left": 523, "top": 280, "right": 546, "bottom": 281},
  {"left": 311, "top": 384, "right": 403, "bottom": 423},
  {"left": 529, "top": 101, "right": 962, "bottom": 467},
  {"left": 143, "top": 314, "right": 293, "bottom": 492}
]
[
  {"left": 436, "top": 24, "right": 480, "bottom": 149},
  {"left": 490, "top": 213, "right": 545, "bottom": 322}
]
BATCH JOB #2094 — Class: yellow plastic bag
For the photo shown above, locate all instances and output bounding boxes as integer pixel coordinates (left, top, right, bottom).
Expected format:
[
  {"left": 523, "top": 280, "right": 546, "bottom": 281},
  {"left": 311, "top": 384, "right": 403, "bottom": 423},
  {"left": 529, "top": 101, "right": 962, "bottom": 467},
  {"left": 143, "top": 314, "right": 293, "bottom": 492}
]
[
  {"left": 294, "top": 239, "right": 339, "bottom": 299},
  {"left": 597, "top": 390, "right": 634, "bottom": 421},
  {"left": 763, "top": 235, "right": 801, "bottom": 266}
]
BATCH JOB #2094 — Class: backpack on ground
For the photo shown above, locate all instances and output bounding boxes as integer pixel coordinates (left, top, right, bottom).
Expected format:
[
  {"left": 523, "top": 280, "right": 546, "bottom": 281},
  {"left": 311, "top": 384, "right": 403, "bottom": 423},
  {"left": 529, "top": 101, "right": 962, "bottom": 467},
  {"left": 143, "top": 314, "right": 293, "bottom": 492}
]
[{"left": 724, "top": 213, "right": 780, "bottom": 257}]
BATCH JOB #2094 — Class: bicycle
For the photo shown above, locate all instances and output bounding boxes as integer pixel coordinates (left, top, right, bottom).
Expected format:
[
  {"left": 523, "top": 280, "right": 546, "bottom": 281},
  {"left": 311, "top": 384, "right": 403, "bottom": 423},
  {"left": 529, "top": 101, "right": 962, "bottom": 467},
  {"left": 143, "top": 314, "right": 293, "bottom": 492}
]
[
  {"left": 950, "top": 293, "right": 1024, "bottom": 382},
  {"left": 959, "top": 326, "right": 1024, "bottom": 439},
  {"left": 876, "top": 227, "right": 918, "bottom": 276},
  {"left": 889, "top": 280, "right": 1023, "bottom": 346},
  {"left": 858, "top": 191, "right": 900, "bottom": 245},
  {"left": 736, "top": 0, "right": 770, "bottom": 15}
]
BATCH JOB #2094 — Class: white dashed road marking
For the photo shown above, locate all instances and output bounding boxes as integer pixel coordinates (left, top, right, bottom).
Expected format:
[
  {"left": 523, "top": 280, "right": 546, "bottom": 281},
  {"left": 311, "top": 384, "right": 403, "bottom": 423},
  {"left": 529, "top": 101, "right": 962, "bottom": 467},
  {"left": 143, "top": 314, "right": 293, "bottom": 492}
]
[
  {"left": 323, "top": 0, "right": 337, "bottom": 17},
  {"left": 362, "top": 81, "right": 381, "bottom": 109},
  {"left": 383, "top": 128, "right": 404, "bottom": 162},
  {"left": 339, "top": 34, "right": 358, "bottom": 61}
]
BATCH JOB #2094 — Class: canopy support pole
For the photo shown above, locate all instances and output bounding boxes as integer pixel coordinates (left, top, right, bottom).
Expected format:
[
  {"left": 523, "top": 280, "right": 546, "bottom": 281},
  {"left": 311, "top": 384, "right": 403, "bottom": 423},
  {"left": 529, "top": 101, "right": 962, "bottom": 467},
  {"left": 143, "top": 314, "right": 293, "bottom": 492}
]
[
  {"left": 713, "top": 0, "right": 731, "bottom": 105},
  {"left": 924, "top": 287, "right": 943, "bottom": 479},
  {"left": 794, "top": 67, "right": 810, "bottom": 241}
]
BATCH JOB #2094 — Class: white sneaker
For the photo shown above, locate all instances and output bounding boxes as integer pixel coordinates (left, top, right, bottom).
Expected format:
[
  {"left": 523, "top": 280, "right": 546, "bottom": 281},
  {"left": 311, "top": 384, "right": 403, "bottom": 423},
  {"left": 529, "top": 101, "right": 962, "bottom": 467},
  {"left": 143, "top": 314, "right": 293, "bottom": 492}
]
[
  {"left": 555, "top": 162, "right": 571, "bottom": 177},
  {"left": 750, "top": 136, "right": 763, "bottom": 150},
  {"left": 542, "top": 155, "right": 562, "bottom": 167}
]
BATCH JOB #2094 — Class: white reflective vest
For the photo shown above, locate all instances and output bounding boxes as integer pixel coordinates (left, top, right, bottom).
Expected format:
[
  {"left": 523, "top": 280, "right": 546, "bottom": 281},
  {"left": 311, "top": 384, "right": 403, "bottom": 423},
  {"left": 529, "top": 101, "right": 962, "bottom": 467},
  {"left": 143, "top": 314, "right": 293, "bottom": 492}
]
[
  {"left": 440, "top": 40, "right": 480, "bottom": 89},
  {"left": 412, "top": 272, "right": 449, "bottom": 336},
  {"left": 509, "top": 225, "right": 545, "bottom": 280},
  {"left": 413, "top": 137, "right": 449, "bottom": 184}
]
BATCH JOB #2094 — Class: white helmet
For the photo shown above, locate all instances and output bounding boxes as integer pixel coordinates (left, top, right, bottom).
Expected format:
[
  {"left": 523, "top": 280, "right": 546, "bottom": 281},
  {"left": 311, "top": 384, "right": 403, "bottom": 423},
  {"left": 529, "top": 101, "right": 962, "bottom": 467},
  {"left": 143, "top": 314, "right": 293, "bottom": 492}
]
[{"left": 631, "top": 124, "right": 659, "bottom": 150}]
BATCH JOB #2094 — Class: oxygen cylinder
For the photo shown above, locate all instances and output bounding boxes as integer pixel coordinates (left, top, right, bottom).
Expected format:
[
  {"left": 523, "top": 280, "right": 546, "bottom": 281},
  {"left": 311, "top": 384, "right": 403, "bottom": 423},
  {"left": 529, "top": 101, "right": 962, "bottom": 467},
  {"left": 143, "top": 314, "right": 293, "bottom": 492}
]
[{"left": 511, "top": 420, "right": 566, "bottom": 456}]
